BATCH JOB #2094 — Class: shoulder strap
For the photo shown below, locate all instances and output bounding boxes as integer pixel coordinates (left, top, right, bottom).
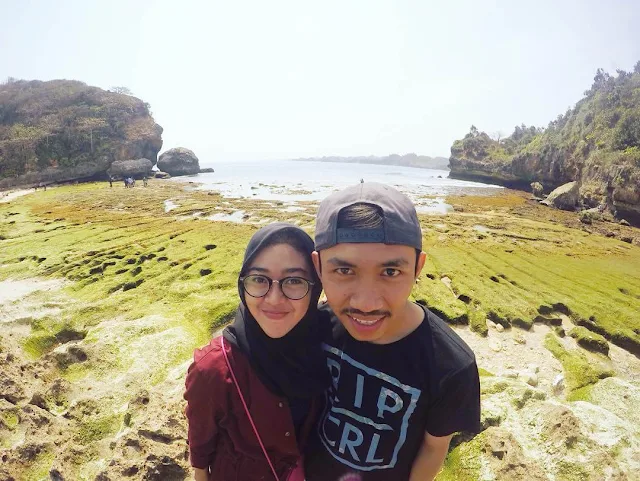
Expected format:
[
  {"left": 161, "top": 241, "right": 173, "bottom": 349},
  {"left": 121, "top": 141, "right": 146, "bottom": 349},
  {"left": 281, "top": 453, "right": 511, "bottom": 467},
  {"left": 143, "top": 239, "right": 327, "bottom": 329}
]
[{"left": 220, "top": 337, "right": 279, "bottom": 481}]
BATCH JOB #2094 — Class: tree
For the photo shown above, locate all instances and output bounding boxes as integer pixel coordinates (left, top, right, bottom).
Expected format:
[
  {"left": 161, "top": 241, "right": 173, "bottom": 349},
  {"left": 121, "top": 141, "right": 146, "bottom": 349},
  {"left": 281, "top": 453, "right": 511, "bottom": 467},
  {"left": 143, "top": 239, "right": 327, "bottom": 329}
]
[
  {"left": 490, "top": 131, "right": 504, "bottom": 143},
  {"left": 634, "top": 60, "right": 640, "bottom": 74},
  {"left": 110, "top": 86, "right": 133, "bottom": 96}
]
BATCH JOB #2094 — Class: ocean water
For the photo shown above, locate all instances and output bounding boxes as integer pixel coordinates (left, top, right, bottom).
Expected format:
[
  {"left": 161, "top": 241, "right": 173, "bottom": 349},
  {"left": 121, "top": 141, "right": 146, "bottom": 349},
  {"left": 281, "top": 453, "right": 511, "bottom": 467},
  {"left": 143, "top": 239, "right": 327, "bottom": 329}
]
[{"left": 171, "top": 160, "right": 501, "bottom": 213}]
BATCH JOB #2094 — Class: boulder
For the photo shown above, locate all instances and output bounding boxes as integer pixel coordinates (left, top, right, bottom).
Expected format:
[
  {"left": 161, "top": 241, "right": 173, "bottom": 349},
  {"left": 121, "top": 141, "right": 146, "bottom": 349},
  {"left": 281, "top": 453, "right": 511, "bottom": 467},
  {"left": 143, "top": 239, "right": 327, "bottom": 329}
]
[
  {"left": 541, "top": 181, "right": 580, "bottom": 211},
  {"left": 107, "top": 159, "right": 154, "bottom": 178},
  {"left": 157, "top": 148, "right": 200, "bottom": 176},
  {"left": 154, "top": 171, "right": 171, "bottom": 179},
  {"left": 530, "top": 182, "right": 544, "bottom": 198},
  {"left": 199, "top": 167, "right": 215, "bottom": 173}
]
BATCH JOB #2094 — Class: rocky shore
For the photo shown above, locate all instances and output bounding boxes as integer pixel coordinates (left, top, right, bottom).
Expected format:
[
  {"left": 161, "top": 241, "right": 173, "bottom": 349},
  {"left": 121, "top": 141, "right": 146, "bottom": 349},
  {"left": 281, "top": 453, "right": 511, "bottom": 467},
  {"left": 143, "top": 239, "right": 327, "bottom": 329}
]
[{"left": 0, "top": 181, "right": 638, "bottom": 480}]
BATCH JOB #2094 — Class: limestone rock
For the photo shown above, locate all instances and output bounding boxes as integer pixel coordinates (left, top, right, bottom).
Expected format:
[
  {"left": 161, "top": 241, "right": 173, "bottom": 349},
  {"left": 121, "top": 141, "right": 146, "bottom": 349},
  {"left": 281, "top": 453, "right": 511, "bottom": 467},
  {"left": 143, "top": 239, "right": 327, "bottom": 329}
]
[
  {"left": 107, "top": 159, "right": 154, "bottom": 178},
  {"left": 483, "top": 427, "right": 548, "bottom": 480},
  {"left": 552, "top": 374, "right": 565, "bottom": 394},
  {"left": 0, "top": 371, "right": 26, "bottom": 404},
  {"left": 154, "top": 171, "right": 171, "bottom": 179},
  {"left": 157, "top": 148, "right": 200, "bottom": 176},
  {"left": 524, "top": 373, "right": 539, "bottom": 387},
  {"left": 531, "top": 181, "right": 544, "bottom": 198},
  {"left": 541, "top": 181, "right": 580, "bottom": 211},
  {"left": 495, "top": 323, "right": 505, "bottom": 333}
]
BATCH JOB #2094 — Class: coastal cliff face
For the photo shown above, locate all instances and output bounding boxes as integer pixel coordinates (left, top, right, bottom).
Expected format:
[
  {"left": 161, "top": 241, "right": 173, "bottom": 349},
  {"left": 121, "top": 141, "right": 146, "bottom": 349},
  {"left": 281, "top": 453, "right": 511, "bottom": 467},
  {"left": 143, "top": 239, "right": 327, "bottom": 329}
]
[
  {"left": 0, "top": 79, "right": 163, "bottom": 188},
  {"left": 449, "top": 64, "right": 640, "bottom": 223}
]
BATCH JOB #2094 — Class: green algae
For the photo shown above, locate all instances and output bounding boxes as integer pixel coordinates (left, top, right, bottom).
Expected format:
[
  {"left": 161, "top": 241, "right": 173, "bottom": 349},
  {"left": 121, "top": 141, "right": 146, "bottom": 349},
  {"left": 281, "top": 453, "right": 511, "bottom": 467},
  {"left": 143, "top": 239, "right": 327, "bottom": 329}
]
[
  {"left": 544, "top": 333, "right": 614, "bottom": 393},
  {"left": 74, "top": 413, "right": 122, "bottom": 446},
  {"left": 568, "top": 326, "right": 610, "bottom": 355},
  {"left": 437, "top": 433, "right": 484, "bottom": 481}
]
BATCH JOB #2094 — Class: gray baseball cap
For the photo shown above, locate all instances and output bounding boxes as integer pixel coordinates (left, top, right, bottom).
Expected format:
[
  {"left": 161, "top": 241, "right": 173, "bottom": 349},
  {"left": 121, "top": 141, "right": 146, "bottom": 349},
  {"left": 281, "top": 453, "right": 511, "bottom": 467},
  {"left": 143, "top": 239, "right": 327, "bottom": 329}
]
[{"left": 315, "top": 182, "right": 422, "bottom": 251}]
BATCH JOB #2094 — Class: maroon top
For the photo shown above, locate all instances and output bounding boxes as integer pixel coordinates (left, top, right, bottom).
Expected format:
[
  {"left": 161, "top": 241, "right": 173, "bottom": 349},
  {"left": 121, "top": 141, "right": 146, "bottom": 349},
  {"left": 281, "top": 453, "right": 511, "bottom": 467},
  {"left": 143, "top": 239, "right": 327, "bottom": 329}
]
[{"left": 184, "top": 336, "right": 318, "bottom": 480}]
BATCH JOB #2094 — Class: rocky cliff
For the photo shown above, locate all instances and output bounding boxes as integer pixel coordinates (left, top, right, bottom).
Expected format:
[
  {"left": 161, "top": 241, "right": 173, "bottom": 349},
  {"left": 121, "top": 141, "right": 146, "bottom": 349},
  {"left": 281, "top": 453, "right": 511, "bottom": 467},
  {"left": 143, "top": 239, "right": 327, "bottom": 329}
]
[
  {"left": 449, "top": 63, "right": 640, "bottom": 224},
  {"left": 0, "top": 79, "right": 163, "bottom": 188}
]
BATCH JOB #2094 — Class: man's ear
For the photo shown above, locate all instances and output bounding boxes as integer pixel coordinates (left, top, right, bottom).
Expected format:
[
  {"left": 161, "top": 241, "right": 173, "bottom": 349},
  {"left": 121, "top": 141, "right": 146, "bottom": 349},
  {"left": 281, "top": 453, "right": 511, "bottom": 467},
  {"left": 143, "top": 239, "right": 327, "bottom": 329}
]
[
  {"left": 312, "top": 251, "right": 322, "bottom": 280},
  {"left": 415, "top": 251, "right": 427, "bottom": 279}
]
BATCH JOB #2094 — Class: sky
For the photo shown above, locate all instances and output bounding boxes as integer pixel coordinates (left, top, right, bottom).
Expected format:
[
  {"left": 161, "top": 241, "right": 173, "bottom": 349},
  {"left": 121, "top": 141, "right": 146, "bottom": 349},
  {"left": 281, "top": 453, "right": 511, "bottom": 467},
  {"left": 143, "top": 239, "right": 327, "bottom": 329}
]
[{"left": 1, "top": 0, "right": 639, "bottom": 163}]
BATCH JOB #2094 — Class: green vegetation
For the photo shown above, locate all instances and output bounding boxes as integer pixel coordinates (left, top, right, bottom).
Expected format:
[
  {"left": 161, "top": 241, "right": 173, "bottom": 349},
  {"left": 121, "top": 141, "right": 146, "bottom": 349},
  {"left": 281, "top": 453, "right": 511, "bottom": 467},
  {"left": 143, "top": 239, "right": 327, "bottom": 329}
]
[
  {"left": 544, "top": 333, "right": 614, "bottom": 393},
  {"left": 437, "top": 433, "right": 484, "bottom": 481},
  {"left": 0, "top": 78, "right": 162, "bottom": 181},
  {"left": 75, "top": 413, "right": 121, "bottom": 445},
  {"left": 568, "top": 326, "right": 610, "bottom": 355},
  {"left": 449, "top": 62, "right": 640, "bottom": 221}
]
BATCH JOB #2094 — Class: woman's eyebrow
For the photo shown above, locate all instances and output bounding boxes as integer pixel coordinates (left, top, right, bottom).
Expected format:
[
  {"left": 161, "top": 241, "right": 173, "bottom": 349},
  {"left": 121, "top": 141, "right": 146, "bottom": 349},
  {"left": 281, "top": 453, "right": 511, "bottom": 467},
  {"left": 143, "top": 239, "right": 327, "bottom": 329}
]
[
  {"left": 247, "top": 266, "right": 269, "bottom": 273},
  {"left": 282, "top": 267, "right": 308, "bottom": 275}
]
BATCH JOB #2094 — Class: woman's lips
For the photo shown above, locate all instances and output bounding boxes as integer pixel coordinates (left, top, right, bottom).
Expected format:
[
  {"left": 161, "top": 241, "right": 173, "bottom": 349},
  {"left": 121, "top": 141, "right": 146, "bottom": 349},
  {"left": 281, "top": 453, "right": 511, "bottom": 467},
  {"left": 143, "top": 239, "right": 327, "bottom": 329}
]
[{"left": 261, "top": 310, "right": 290, "bottom": 320}]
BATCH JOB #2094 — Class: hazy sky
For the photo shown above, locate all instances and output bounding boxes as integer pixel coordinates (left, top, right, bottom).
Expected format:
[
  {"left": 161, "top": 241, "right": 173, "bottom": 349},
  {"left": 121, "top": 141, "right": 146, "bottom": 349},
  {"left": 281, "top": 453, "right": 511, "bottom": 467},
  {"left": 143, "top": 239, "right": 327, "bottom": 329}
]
[{"left": 1, "top": 0, "right": 639, "bottom": 162}]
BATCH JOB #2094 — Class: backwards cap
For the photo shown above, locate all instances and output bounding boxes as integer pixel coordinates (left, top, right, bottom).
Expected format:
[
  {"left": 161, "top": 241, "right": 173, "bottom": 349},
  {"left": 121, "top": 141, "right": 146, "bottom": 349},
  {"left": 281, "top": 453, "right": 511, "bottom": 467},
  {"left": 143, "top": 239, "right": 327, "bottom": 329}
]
[{"left": 315, "top": 182, "right": 422, "bottom": 251}]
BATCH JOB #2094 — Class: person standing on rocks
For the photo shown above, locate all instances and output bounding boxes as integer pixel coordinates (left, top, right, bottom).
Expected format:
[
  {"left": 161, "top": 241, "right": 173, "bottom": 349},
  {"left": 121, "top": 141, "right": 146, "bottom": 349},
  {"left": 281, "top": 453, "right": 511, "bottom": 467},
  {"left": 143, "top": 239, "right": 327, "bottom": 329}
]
[
  {"left": 304, "top": 183, "right": 481, "bottom": 481},
  {"left": 184, "top": 223, "right": 330, "bottom": 481}
]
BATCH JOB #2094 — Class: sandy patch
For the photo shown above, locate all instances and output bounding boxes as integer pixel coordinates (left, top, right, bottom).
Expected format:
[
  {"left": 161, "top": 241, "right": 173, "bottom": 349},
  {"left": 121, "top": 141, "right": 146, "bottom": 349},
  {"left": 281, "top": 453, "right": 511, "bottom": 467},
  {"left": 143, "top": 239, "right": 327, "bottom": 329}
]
[
  {"left": 0, "top": 189, "right": 34, "bottom": 203},
  {"left": 0, "top": 278, "right": 66, "bottom": 305}
]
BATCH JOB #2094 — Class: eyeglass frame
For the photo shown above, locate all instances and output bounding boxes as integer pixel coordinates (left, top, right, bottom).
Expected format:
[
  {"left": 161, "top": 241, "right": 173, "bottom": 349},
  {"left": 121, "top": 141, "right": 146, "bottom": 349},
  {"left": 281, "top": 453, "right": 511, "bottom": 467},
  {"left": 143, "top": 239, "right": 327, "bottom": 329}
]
[{"left": 239, "top": 274, "right": 316, "bottom": 301}]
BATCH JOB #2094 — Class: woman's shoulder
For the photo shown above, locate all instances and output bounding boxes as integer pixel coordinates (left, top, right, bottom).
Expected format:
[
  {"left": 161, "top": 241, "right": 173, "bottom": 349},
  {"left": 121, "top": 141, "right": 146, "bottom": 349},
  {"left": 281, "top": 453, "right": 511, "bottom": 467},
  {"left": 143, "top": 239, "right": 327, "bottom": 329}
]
[
  {"left": 189, "top": 335, "right": 251, "bottom": 379},
  {"left": 187, "top": 336, "right": 229, "bottom": 381}
]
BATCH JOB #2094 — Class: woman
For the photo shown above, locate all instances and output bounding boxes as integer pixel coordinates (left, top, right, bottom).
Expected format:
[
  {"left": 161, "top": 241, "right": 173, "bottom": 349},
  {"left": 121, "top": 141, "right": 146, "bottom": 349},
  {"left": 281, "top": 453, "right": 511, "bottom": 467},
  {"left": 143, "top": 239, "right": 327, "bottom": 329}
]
[{"left": 184, "top": 223, "right": 330, "bottom": 481}]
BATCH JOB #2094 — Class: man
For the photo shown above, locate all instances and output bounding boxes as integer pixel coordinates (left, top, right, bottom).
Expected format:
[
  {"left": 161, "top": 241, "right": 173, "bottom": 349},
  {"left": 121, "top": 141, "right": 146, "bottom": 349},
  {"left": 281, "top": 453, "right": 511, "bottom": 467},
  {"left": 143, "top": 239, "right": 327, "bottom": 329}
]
[{"left": 305, "top": 183, "right": 481, "bottom": 481}]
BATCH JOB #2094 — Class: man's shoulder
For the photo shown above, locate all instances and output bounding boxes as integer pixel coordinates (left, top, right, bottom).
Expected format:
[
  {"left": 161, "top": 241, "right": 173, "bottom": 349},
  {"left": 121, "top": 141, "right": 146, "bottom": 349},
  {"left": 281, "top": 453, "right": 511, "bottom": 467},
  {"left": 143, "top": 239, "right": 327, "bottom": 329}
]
[{"left": 418, "top": 304, "right": 477, "bottom": 372}]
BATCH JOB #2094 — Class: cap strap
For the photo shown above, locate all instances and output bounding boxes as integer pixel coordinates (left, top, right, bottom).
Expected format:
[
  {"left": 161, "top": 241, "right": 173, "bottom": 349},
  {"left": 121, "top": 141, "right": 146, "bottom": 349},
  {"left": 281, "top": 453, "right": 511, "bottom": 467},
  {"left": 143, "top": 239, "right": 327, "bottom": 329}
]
[{"left": 336, "top": 228, "right": 385, "bottom": 243}]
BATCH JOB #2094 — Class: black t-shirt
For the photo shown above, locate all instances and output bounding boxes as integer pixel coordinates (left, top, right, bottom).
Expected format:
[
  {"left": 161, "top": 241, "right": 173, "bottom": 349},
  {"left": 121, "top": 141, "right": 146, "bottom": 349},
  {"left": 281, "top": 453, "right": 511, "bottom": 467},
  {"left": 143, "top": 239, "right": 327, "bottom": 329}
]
[{"left": 305, "top": 304, "right": 481, "bottom": 481}]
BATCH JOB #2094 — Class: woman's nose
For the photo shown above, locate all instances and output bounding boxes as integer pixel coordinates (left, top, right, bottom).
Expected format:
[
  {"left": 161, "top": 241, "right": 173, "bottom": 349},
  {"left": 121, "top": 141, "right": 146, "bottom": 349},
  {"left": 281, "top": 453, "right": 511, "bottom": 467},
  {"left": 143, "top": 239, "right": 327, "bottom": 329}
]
[{"left": 264, "top": 280, "right": 286, "bottom": 303}]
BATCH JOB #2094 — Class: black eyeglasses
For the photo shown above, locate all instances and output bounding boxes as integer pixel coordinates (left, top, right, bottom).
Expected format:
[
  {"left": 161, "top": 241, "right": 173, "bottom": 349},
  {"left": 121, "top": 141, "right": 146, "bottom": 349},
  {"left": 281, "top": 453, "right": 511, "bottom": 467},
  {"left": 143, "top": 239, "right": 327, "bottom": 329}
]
[{"left": 240, "top": 274, "right": 315, "bottom": 300}]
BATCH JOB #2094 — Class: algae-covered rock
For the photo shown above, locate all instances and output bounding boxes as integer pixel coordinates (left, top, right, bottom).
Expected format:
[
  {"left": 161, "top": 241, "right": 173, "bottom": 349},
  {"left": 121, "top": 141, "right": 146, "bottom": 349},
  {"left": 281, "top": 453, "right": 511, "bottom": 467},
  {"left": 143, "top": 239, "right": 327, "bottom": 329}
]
[
  {"left": 157, "top": 147, "right": 200, "bottom": 176},
  {"left": 569, "top": 326, "right": 610, "bottom": 355},
  {"left": 531, "top": 181, "right": 544, "bottom": 198},
  {"left": 587, "top": 377, "right": 640, "bottom": 429},
  {"left": 541, "top": 181, "right": 580, "bottom": 211}
]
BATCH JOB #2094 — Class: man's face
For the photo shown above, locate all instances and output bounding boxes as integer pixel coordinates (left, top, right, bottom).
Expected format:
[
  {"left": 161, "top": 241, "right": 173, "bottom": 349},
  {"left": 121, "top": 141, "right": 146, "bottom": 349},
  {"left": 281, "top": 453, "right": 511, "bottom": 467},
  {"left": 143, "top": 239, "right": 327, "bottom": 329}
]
[{"left": 313, "top": 243, "right": 426, "bottom": 344}]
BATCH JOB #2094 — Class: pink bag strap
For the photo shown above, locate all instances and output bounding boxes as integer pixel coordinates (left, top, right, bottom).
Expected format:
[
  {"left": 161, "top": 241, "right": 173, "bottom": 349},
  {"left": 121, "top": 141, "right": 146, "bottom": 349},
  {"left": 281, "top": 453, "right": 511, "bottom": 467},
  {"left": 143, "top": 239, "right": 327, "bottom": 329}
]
[{"left": 221, "top": 336, "right": 279, "bottom": 481}]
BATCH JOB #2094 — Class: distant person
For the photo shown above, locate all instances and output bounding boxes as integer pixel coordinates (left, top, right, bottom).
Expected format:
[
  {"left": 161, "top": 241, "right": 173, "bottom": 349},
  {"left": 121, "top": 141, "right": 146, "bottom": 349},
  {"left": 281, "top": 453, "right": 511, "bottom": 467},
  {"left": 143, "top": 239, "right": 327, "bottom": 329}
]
[
  {"left": 304, "top": 183, "right": 481, "bottom": 481},
  {"left": 109, "top": 176, "right": 113, "bottom": 188},
  {"left": 184, "top": 223, "right": 330, "bottom": 481},
  {"left": 143, "top": 176, "right": 148, "bottom": 187}
]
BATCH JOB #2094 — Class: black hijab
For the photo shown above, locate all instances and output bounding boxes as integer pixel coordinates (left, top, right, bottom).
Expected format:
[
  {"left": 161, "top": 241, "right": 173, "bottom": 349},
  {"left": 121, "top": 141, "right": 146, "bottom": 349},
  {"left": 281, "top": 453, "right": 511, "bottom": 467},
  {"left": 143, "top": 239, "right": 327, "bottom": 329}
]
[{"left": 222, "top": 222, "right": 330, "bottom": 400}]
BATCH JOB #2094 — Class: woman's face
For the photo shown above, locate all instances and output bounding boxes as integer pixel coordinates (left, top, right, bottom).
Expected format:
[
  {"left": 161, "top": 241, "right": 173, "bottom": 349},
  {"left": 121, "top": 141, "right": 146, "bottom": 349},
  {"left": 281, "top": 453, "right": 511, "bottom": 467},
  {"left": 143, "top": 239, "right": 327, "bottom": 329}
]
[{"left": 243, "top": 243, "right": 313, "bottom": 338}]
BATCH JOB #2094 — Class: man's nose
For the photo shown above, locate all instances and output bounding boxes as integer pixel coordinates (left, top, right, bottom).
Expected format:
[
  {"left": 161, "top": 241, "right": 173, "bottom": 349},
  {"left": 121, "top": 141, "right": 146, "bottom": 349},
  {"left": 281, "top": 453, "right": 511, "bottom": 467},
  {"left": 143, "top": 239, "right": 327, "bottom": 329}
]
[{"left": 349, "top": 283, "right": 383, "bottom": 314}]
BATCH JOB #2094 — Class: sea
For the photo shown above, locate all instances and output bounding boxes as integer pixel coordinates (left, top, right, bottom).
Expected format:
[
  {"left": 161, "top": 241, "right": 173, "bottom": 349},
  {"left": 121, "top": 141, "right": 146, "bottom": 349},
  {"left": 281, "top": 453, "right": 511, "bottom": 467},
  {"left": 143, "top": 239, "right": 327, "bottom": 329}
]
[{"left": 170, "top": 160, "right": 502, "bottom": 214}]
